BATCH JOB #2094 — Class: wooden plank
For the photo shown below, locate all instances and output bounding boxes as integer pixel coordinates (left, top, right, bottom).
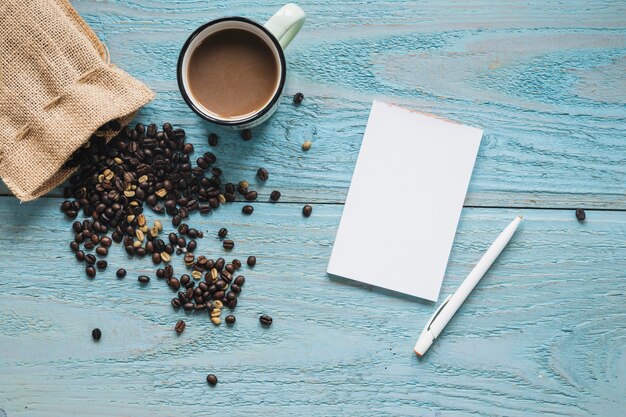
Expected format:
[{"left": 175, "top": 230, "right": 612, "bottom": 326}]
[
  {"left": 0, "top": 197, "right": 624, "bottom": 416},
  {"left": 2, "top": 0, "right": 625, "bottom": 208}
]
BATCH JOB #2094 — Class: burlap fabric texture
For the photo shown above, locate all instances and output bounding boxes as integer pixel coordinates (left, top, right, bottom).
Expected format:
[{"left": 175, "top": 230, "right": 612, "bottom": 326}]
[{"left": 0, "top": 0, "right": 154, "bottom": 201}]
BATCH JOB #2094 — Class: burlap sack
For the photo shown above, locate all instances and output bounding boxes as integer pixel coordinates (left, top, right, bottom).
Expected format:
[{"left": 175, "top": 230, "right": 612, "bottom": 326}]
[{"left": 0, "top": 0, "right": 154, "bottom": 201}]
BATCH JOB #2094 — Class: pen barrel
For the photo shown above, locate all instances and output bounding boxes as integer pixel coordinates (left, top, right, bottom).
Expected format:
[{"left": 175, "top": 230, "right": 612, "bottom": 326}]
[{"left": 429, "top": 216, "right": 521, "bottom": 336}]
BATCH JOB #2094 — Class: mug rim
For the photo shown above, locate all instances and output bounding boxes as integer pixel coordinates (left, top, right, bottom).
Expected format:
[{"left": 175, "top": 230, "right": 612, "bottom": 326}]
[{"left": 176, "top": 17, "right": 287, "bottom": 127}]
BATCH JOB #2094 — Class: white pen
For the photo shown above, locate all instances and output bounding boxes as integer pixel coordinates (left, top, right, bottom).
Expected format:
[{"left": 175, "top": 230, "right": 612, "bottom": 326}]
[{"left": 414, "top": 215, "right": 523, "bottom": 357}]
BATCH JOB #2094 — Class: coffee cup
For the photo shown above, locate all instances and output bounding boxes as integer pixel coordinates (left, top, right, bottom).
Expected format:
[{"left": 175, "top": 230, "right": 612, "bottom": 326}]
[{"left": 177, "top": 4, "right": 305, "bottom": 129}]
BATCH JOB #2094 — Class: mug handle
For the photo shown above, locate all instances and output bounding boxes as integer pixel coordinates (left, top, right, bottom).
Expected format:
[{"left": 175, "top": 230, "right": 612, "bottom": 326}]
[{"left": 264, "top": 3, "right": 305, "bottom": 50}]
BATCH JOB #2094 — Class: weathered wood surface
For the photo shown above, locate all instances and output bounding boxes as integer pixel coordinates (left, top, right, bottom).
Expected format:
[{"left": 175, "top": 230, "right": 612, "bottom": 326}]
[
  {"left": 1, "top": 0, "right": 625, "bottom": 416},
  {"left": 0, "top": 200, "right": 625, "bottom": 416},
  {"left": 1, "top": 0, "right": 625, "bottom": 208}
]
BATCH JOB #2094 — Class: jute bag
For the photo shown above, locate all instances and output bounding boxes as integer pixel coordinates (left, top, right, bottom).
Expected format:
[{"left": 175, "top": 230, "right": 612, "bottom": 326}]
[{"left": 0, "top": 0, "right": 154, "bottom": 201}]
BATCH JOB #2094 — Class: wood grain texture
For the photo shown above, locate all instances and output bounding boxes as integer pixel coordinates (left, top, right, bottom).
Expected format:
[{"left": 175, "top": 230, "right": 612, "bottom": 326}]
[
  {"left": 1, "top": 0, "right": 625, "bottom": 208},
  {"left": 0, "top": 198, "right": 625, "bottom": 416}
]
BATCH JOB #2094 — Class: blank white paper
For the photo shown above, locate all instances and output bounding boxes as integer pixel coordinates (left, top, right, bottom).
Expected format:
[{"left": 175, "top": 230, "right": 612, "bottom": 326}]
[{"left": 327, "top": 101, "right": 483, "bottom": 302}]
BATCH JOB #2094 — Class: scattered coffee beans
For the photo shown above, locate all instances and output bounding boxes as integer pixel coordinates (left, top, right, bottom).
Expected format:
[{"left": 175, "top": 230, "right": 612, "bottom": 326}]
[
  {"left": 269, "top": 190, "right": 281, "bottom": 202},
  {"left": 293, "top": 92, "right": 304, "bottom": 104},
  {"left": 302, "top": 204, "right": 313, "bottom": 217},
  {"left": 92, "top": 328, "right": 102, "bottom": 341},
  {"left": 576, "top": 208, "right": 586, "bottom": 221},
  {"left": 259, "top": 315, "right": 273, "bottom": 326},
  {"left": 241, "top": 129, "right": 252, "bottom": 141},
  {"left": 206, "top": 374, "right": 218, "bottom": 386},
  {"left": 175, "top": 319, "right": 186, "bottom": 334},
  {"left": 257, "top": 168, "right": 269, "bottom": 181}
]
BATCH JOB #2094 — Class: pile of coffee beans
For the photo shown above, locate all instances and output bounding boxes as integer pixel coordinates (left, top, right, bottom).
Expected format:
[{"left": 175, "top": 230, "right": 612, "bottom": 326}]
[{"left": 59, "top": 122, "right": 271, "bottom": 326}]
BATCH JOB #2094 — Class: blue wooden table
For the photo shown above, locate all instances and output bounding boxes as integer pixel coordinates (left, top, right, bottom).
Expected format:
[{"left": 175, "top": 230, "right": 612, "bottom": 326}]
[{"left": 1, "top": 1, "right": 625, "bottom": 415}]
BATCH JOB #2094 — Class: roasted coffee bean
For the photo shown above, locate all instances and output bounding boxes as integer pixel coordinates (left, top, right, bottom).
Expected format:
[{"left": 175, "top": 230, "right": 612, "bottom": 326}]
[
  {"left": 228, "top": 298, "right": 238, "bottom": 309},
  {"left": 116, "top": 268, "right": 127, "bottom": 278},
  {"left": 90, "top": 234, "right": 99, "bottom": 245},
  {"left": 96, "top": 260, "right": 108, "bottom": 270},
  {"left": 84, "top": 241, "right": 95, "bottom": 250},
  {"left": 576, "top": 208, "right": 586, "bottom": 221},
  {"left": 92, "top": 328, "right": 102, "bottom": 341},
  {"left": 213, "top": 290, "right": 225, "bottom": 300},
  {"left": 223, "top": 240, "right": 234, "bottom": 250},
  {"left": 218, "top": 228, "right": 228, "bottom": 238},
  {"left": 195, "top": 303, "right": 207, "bottom": 311},
  {"left": 175, "top": 319, "right": 186, "bottom": 334},
  {"left": 183, "top": 302, "right": 194, "bottom": 311},
  {"left": 241, "top": 129, "right": 252, "bottom": 141},
  {"left": 242, "top": 205, "right": 254, "bottom": 215},
  {"left": 245, "top": 191, "right": 257, "bottom": 201},
  {"left": 302, "top": 204, "right": 313, "bottom": 217},
  {"left": 215, "top": 279, "right": 227, "bottom": 290},
  {"left": 188, "top": 228, "right": 199, "bottom": 239},
  {"left": 182, "top": 143, "right": 194, "bottom": 154},
  {"left": 164, "top": 265, "right": 174, "bottom": 279},
  {"left": 180, "top": 274, "right": 191, "bottom": 286},
  {"left": 76, "top": 250, "right": 85, "bottom": 261},
  {"left": 269, "top": 190, "right": 281, "bottom": 201},
  {"left": 171, "top": 298, "right": 181, "bottom": 309},
  {"left": 152, "top": 252, "right": 162, "bottom": 264},
  {"left": 100, "top": 236, "right": 112, "bottom": 247},
  {"left": 206, "top": 374, "right": 218, "bottom": 386},
  {"left": 259, "top": 315, "right": 273, "bottom": 326},
  {"left": 208, "top": 133, "right": 218, "bottom": 146},
  {"left": 225, "top": 315, "right": 236, "bottom": 325},
  {"left": 96, "top": 246, "right": 108, "bottom": 256},
  {"left": 247, "top": 256, "right": 256, "bottom": 267},
  {"left": 178, "top": 223, "right": 190, "bottom": 235},
  {"left": 293, "top": 92, "right": 304, "bottom": 104},
  {"left": 232, "top": 259, "right": 241, "bottom": 269},
  {"left": 230, "top": 284, "right": 241, "bottom": 293},
  {"left": 225, "top": 263, "right": 235, "bottom": 274},
  {"left": 226, "top": 291, "right": 236, "bottom": 301},
  {"left": 168, "top": 232, "right": 177, "bottom": 245},
  {"left": 85, "top": 254, "right": 96, "bottom": 265},
  {"left": 156, "top": 268, "right": 165, "bottom": 279},
  {"left": 138, "top": 275, "right": 150, "bottom": 284},
  {"left": 168, "top": 277, "right": 181, "bottom": 290},
  {"left": 234, "top": 275, "right": 245, "bottom": 286},
  {"left": 215, "top": 258, "right": 225, "bottom": 271},
  {"left": 86, "top": 266, "right": 96, "bottom": 278},
  {"left": 257, "top": 168, "right": 269, "bottom": 181},
  {"left": 177, "top": 237, "right": 186, "bottom": 248},
  {"left": 72, "top": 221, "right": 82, "bottom": 233},
  {"left": 187, "top": 240, "right": 197, "bottom": 252}
]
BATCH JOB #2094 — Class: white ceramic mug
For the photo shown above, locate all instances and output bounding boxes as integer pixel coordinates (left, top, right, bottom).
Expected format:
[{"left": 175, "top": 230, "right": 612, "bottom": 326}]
[{"left": 177, "top": 4, "right": 305, "bottom": 129}]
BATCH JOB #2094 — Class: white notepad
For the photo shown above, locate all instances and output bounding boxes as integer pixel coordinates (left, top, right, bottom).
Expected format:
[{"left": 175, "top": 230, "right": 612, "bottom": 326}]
[{"left": 327, "top": 101, "right": 483, "bottom": 301}]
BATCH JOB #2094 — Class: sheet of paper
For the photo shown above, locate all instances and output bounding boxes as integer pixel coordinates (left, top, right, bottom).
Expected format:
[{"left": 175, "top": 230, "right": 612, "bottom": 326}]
[{"left": 327, "top": 101, "right": 483, "bottom": 301}]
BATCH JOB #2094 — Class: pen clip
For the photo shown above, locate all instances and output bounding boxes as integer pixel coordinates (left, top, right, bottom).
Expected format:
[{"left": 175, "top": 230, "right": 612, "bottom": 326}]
[{"left": 427, "top": 294, "right": 452, "bottom": 330}]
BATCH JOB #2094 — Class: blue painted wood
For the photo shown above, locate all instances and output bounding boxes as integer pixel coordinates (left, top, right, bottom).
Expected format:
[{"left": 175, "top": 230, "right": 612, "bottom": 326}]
[
  {"left": 0, "top": 0, "right": 625, "bottom": 416},
  {"left": 0, "top": 199, "right": 625, "bottom": 416}
]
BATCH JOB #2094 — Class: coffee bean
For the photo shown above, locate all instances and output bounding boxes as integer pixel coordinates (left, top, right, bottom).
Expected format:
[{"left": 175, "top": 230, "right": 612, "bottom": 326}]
[
  {"left": 84, "top": 241, "right": 95, "bottom": 250},
  {"left": 208, "top": 133, "right": 218, "bottom": 146},
  {"left": 183, "top": 302, "right": 194, "bottom": 311},
  {"left": 259, "top": 315, "right": 273, "bottom": 326},
  {"left": 247, "top": 256, "right": 256, "bottom": 267},
  {"left": 241, "top": 129, "right": 252, "bottom": 141},
  {"left": 116, "top": 268, "right": 127, "bottom": 278},
  {"left": 76, "top": 250, "right": 85, "bottom": 261},
  {"left": 576, "top": 208, "right": 586, "bottom": 221},
  {"left": 223, "top": 240, "right": 234, "bottom": 250},
  {"left": 232, "top": 259, "right": 241, "bottom": 269},
  {"left": 164, "top": 265, "right": 174, "bottom": 279},
  {"left": 138, "top": 275, "right": 150, "bottom": 284},
  {"left": 242, "top": 205, "right": 254, "bottom": 215},
  {"left": 225, "top": 263, "right": 235, "bottom": 274},
  {"left": 206, "top": 374, "right": 218, "bottom": 386},
  {"left": 96, "top": 246, "right": 108, "bottom": 256},
  {"left": 269, "top": 190, "right": 281, "bottom": 201},
  {"left": 175, "top": 320, "right": 185, "bottom": 334},
  {"left": 152, "top": 252, "right": 162, "bottom": 264},
  {"left": 96, "top": 260, "right": 107, "bottom": 270},
  {"left": 257, "top": 168, "right": 269, "bottom": 181},
  {"left": 217, "top": 228, "right": 228, "bottom": 239},
  {"left": 225, "top": 315, "right": 236, "bottom": 324},
  {"left": 230, "top": 284, "right": 241, "bottom": 293},
  {"left": 234, "top": 275, "right": 245, "bottom": 286},
  {"left": 85, "top": 254, "right": 96, "bottom": 265},
  {"left": 302, "top": 204, "right": 313, "bottom": 217},
  {"left": 293, "top": 92, "right": 304, "bottom": 104},
  {"left": 100, "top": 236, "right": 112, "bottom": 247},
  {"left": 70, "top": 241, "right": 79, "bottom": 252},
  {"left": 187, "top": 240, "right": 197, "bottom": 252},
  {"left": 92, "top": 328, "right": 102, "bottom": 341},
  {"left": 86, "top": 266, "right": 96, "bottom": 278},
  {"left": 171, "top": 298, "right": 181, "bottom": 309},
  {"left": 245, "top": 191, "right": 258, "bottom": 201},
  {"left": 168, "top": 277, "right": 181, "bottom": 290}
]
